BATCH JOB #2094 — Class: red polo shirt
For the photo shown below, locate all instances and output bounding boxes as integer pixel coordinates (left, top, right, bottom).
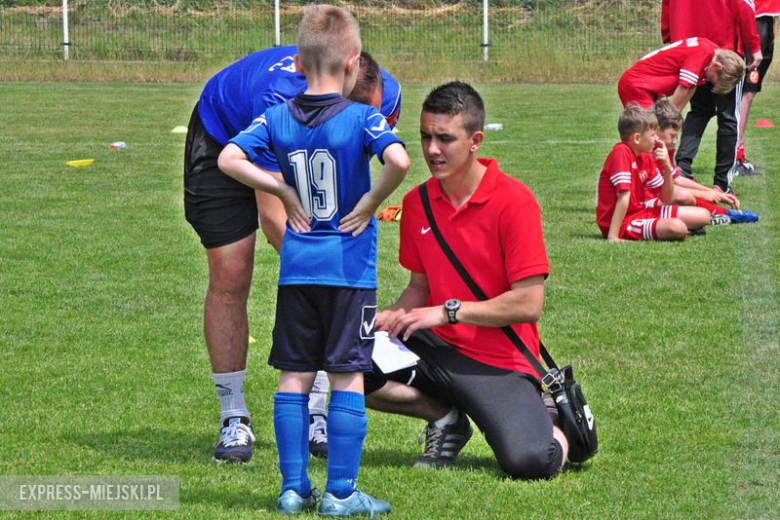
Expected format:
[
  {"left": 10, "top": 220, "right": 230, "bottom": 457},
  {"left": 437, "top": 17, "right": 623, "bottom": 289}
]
[{"left": 399, "top": 158, "right": 549, "bottom": 377}]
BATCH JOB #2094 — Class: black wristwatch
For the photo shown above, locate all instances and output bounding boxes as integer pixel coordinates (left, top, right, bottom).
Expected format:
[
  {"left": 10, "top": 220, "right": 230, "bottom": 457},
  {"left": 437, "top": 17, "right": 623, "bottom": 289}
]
[{"left": 444, "top": 299, "right": 461, "bottom": 324}]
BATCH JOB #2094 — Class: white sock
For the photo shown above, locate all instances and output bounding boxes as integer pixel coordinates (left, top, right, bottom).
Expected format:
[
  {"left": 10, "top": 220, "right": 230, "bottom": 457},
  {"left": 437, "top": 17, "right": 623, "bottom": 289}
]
[
  {"left": 212, "top": 370, "right": 250, "bottom": 425},
  {"left": 433, "top": 407, "right": 459, "bottom": 429},
  {"left": 308, "top": 371, "right": 329, "bottom": 416}
]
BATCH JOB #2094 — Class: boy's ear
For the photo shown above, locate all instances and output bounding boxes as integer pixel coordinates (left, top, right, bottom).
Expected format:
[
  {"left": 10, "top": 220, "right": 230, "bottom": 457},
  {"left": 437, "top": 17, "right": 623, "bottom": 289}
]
[
  {"left": 345, "top": 52, "right": 360, "bottom": 75},
  {"left": 470, "top": 131, "right": 484, "bottom": 152},
  {"left": 631, "top": 131, "right": 642, "bottom": 145},
  {"left": 294, "top": 54, "right": 305, "bottom": 75}
]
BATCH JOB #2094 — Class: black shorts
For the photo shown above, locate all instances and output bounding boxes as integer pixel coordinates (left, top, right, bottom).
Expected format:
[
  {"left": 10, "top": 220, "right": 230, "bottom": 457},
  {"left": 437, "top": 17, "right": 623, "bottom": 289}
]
[
  {"left": 269, "top": 285, "right": 377, "bottom": 373},
  {"left": 743, "top": 16, "right": 775, "bottom": 94},
  {"left": 365, "top": 330, "right": 563, "bottom": 480},
  {"left": 183, "top": 104, "right": 258, "bottom": 249}
]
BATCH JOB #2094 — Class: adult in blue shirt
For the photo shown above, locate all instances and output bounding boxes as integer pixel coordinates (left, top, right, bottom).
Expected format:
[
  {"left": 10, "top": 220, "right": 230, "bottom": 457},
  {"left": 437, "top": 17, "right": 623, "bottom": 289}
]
[{"left": 184, "top": 46, "right": 402, "bottom": 463}]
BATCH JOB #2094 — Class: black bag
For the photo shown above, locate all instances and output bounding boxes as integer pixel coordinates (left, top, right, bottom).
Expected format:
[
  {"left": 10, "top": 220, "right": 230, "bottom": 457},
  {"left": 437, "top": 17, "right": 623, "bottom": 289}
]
[
  {"left": 418, "top": 183, "right": 598, "bottom": 464},
  {"left": 546, "top": 365, "right": 598, "bottom": 463}
]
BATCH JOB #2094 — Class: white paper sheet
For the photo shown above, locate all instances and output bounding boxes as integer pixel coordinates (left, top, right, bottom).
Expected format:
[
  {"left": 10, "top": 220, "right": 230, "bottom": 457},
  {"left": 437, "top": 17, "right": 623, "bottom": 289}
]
[{"left": 372, "top": 331, "right": 419, "bottom": 373}]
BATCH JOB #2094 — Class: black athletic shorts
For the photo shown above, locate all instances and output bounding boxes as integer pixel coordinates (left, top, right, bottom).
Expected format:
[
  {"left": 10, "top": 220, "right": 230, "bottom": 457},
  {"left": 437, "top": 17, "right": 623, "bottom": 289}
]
[
  {"left": 365, "top": 330, "right": 563, "bottom": 479},
  {"left": 269, "top": 285, "right": 377, "bottom": 373},
  {"left": 183, "top": 104, "right": 259, "bottom": 249},
  {"left": 744, "top": 16, "right": 775, "bottom": 94}
]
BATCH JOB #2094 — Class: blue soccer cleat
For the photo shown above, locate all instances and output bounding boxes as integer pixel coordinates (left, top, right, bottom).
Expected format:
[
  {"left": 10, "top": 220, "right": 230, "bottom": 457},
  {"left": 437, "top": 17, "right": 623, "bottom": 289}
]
[
  {"left": 726, "top": 209, "right": 760, "bottom": 224},
  {"left": 318, "top": 489, "right": 391, "bottom": 517},
  {"left": 277, "top": 488, "right": 319, "bottom": 514}
]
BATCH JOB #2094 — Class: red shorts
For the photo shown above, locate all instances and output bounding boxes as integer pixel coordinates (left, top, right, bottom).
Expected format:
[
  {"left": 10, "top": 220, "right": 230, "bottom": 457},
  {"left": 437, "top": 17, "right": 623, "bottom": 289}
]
[
  {"left": 617, "top": 76, "right": 655, "bottom": 109},
  {"left": 620, "top": 205, "right": 679, "bottom": 241}
]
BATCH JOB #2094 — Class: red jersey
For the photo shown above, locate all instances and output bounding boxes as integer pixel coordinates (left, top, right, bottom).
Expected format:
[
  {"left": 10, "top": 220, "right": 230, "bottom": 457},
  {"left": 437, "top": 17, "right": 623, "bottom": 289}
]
[
  {"left": 662, "top": 0, "right": 760, "bottom": 56},
  {"left": 399, "top": 158, "right": 549, "bottom": 377},
  {"left": 756, "top": 0, "right": 780, "bottom": 16},
  {"left": 619, "top": 38, "right": 718, "bottom": 105},
  {"left": 596, "top": 143, "right": 664, "bottom": 236}
]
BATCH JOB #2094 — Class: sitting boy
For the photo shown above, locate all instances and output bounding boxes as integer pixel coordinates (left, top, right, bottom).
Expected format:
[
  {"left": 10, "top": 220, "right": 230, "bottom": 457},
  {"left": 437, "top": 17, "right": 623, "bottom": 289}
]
[
  {"left": 643, "top": 100, "right": 759, "bottom": 225},
  {"left": 596, "top": 105, "right": 710, "bottom": 242},
  {"left": 618, "top": 37, "right": 745, "bottom": 111},
  {"left": 218, "top": 4, "right": 410, "bottom": 516}
]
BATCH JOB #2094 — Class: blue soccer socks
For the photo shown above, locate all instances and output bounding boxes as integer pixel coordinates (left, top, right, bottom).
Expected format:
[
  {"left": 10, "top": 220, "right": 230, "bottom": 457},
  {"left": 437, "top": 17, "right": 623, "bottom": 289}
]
[
  {"left": 326, "top": 391, "right": 367, "bottom": 499},
  {"left": 274, "top": 392, "right": 312, "bottom": 497}
]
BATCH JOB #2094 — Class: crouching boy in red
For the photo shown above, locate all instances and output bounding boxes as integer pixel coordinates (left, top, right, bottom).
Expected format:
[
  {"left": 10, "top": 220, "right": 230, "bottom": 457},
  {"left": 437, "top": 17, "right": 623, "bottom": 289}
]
[{"left": 596, "top": 105, "right": 710, "bottom": 242}]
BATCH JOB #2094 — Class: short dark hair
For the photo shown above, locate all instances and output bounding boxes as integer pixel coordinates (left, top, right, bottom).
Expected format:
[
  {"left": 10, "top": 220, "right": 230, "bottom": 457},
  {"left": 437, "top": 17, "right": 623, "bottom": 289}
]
[
  {"left": 618, "top": 104, "right": 657, "bottom": 141},
  {"left": 349, "top": 51, "right": 383, "bottom": 106},
  {"left": 422, "top": 81, "right": 485, "bottom": 134},
  {"left": 653, "top": 99, "right": 683, "bottom": 130}
]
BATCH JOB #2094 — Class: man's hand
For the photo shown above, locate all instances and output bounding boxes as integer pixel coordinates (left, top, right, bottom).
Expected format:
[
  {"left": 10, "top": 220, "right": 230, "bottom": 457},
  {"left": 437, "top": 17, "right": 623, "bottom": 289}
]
[
  {"left": 382, "top": 305, "right": 448, "bottom": 341},
  {"left": 278, "top": 185, "right": 311, "bottom": 233},
  {"left": 339, "top": 192, "right": 380, "bottom": 236},
  {"left": 748, "top": 49, "right": 763, "bottom": 70}
]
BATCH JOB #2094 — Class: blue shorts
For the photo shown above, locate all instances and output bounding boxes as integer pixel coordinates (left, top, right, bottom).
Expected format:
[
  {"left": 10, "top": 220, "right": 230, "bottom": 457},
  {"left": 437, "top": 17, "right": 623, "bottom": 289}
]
[{"left": 269, "top": 285, "right": 376, "bottom": 373}]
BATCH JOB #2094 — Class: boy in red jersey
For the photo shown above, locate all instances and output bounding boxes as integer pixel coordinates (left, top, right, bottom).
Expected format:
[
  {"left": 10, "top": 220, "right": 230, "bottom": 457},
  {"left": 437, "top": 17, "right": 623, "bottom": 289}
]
[
  {"left": 618, "top": 38, "right": 745, "bottom": 110},
  {"left": 596, "top": 106, "right": 710, "bottom": 242},
  {"left": 643, "top": 100, "right": 760, "bottom": 224}
]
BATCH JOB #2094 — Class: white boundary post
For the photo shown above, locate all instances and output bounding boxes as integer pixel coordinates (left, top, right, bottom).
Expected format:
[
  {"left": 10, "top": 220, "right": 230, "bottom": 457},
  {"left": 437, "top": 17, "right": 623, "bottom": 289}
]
[
  {"left": 482, "top": 0, "right": 489, "bottom": 62},
  {"left": 274, "top": 0, "right": 281, "bottom": 46},
  {"left": 62, "top": 0, "right": 70, "bottom": 60}
]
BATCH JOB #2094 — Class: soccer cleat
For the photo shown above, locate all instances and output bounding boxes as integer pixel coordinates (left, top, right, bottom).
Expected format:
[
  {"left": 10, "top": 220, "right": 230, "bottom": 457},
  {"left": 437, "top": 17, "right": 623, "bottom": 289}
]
[
  {"left": 277, "top": 488, "right": 319, "bottom": 514},
  {"left": 713, "top": 185, "right": 738, "bottom": 197},
  {"left": 709, "top": 214, "right": 732, "bottom": 226},
  {"left": 318, "top": 489, "right": 390, "bottom": 517},
  {"left": 726, "top": 209, "right": 760, "bottom": 224},
  {"left": 214, "top": 417, "right": 256, "bottom": 463},
  {"left": 736, "top": 159, "right": 762, "bottom": 177},
  {"left": 412, "top": 412, "right": 473, "bottom": 469},
  {"left": 309, "top": 413, "right": 328, "bottom": 459},
  {"left": 687, "top": 227, "right": 706, "bottom": 236}
]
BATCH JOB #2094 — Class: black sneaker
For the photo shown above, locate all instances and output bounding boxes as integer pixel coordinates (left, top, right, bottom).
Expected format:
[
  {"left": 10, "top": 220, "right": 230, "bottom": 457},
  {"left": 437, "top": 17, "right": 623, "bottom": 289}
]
[
  {"left": 412, "top": 412, "right": 473, "bottom": 469},
  {"left": 214, "top": 417, "right": 255, "bottom": 463},
  {"left": 687, "top": 227, "right": 707, "bottom": 236},
  {"left": 309, "top": 413, "right": 328, "bottom": 459}
]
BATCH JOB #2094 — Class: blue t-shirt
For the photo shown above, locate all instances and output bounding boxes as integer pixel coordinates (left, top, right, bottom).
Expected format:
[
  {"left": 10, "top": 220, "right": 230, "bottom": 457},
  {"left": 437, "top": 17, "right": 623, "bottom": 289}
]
[
  {"left": 198, "top": 46, "right": 402, "bottom": 172},
  {"left": 230, "top": 93, "right": 403, "bottom": 289}
]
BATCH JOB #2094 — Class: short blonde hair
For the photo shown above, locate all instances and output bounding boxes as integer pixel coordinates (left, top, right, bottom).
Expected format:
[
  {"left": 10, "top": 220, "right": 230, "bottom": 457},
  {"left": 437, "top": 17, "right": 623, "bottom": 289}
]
[
  {"left": 297, "top": 4, "right": 361, "bottom": 77},
  {"left": 712, "top": 49, "right": 745, "bottom": 95},
  {"left": 618, "top": 104, "right": 657, "bottom": 141}
]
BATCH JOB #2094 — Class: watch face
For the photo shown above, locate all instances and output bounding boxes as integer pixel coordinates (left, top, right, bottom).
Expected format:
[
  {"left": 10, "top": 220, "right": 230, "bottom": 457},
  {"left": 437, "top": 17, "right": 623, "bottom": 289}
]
[{"left": 445, "top": 299, "right": 459, "bottom": 310}]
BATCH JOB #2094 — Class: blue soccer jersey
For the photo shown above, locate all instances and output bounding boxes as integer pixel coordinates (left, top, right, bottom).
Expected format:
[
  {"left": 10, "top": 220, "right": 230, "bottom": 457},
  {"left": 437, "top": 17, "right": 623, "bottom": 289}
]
[
  {"left": 198, "top": 46, "right": 402, "bottom": 172},
  {"left": 230, "top": 93, "right": 403, "bottom": 289}
]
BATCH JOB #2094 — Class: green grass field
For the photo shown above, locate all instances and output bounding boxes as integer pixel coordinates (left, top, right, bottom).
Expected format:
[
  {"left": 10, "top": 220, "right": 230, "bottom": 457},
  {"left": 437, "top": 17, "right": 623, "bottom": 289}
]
[{"left": 1, "top": 82, "right": 778, "bottom": 519}]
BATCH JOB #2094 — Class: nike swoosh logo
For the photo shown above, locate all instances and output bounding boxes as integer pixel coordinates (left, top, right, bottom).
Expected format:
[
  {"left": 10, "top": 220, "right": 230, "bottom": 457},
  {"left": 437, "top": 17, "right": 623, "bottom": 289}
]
[
  {"left": 362, "top": 315, "right": 377, "bottom": 336},
  {"left": 421, "top": 227, "right": 431, "bottom": 234}
]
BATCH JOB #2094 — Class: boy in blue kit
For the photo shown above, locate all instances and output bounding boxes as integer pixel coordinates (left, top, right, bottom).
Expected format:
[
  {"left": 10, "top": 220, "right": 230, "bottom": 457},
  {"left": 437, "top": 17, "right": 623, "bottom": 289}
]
[{"left": 218, "top": 4, "right": 409, "bottom": 516}]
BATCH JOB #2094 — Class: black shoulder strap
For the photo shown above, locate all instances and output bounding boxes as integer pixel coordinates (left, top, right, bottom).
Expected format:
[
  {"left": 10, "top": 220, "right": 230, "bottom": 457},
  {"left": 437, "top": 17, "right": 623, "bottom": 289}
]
[{"left": 418, "top": 183, "right": 558, "bottom": 380}]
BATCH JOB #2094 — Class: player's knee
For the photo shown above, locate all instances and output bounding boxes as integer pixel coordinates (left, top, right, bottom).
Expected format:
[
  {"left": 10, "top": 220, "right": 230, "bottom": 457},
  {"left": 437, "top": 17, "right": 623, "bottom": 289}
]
[
  {"left": 656, "top": 219, "right": 688, "bottom": 241},
  {"left": 208, "top": 252, "right": 254, "bottom": 297},
  {"left": 499, "top": 445, "right": 561, "bottom": 481},
  {"left": 679, "top": 191, "right": 696, "bottom": 205}
]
